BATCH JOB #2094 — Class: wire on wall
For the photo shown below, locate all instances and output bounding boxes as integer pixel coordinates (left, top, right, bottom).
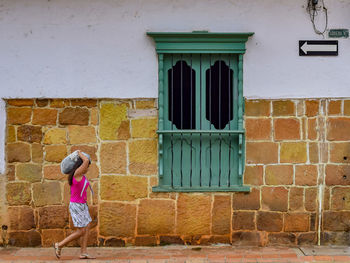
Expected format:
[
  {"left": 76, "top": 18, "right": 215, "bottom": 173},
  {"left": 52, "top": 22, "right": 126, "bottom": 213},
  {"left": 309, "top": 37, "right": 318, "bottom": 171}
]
[{"left": 306, "top": 0, "right": 328, "bottom": 37}]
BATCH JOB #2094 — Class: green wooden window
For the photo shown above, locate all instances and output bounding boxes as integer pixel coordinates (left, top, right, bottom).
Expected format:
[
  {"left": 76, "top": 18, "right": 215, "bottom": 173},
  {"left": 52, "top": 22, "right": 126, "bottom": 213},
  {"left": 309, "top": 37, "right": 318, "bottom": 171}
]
[{"left": 148, "top": 32, "right": 254, "bottom": 192}]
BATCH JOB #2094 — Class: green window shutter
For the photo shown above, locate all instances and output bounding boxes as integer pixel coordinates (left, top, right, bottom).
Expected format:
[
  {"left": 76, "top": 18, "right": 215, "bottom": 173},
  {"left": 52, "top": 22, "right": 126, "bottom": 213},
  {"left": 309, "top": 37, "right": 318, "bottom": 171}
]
[{"left": 148, "top": 32, "right": 254, "bottom": 192}]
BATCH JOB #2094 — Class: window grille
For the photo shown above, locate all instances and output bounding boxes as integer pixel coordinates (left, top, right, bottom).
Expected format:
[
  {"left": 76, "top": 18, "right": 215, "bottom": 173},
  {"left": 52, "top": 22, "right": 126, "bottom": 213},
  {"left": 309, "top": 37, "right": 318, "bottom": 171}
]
[{"left": 148, "top": 32, "right": 254, "bottom": 192}]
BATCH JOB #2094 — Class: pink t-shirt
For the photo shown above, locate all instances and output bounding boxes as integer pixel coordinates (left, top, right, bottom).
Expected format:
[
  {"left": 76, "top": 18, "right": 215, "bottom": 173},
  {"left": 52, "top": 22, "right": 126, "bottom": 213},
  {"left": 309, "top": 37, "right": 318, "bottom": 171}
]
[{"left": 70, "top": 175, "right": 90, "bottom": 203}]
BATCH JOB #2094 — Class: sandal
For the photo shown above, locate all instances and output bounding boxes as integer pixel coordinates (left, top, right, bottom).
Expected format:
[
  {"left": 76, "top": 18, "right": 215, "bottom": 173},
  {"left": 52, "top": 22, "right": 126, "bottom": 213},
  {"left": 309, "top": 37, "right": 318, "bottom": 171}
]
[
  {"left": 53, "top": 243, "right": 62, "bottom": 259},
  {"left": 79, "top": 254, "right": 96, "bottom": 259}
]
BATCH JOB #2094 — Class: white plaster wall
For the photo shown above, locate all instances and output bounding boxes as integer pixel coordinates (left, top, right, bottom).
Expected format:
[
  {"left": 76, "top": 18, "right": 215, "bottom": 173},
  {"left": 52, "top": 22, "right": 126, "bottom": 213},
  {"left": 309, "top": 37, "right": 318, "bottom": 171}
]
[
  {"left": 0, "top": 0, "right": 350, "bottom": 172},
  {"left": 0, "top": 0, "right": 349, "bottom": 99}
]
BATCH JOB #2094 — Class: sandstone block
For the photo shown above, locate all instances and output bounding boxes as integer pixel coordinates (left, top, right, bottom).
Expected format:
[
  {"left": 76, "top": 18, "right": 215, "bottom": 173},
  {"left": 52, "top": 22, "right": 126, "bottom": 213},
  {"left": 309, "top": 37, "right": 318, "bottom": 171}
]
[
  {"left": 257, "top": 211, "right": 283, "bottom": 232},
  {"left": 177, "top": 194, "right": 211, "bottom": 235},
  {"left": 245, "top": 100, "right": 270, "bottom": 116},
  {"left": 59, "top": 107, "right": 89, "bottom": 125},
  {"left": 99, "top": 103, "right": 128, "bottom": 140},
  {"left": 327, "top": 118, "right": 350, "bottom": 141},
  {"left": 305, "top": 188, "right": 317, "bottom": 212},
  {"left": 309, "top": 142, "right": 319, "bottom": 163},
  {"left": 212, "top": 195, "right": 231, "bottom": 235},
  {"left": 7, "top": 142, "right": 31, "bottom": 162},
  {"left": 344, "top": 100, "right": 350, "bottom": 116},
  {"left": 298, "top": 232, "right": 317, "bottom": 245},
  {"left": 295, "top": 165, "right": 318, "bottom": 186},
  {"left": 71, "top": 99, "right": 97, "bottom": 107},
  {"left": 104, "top": 238, "right": 126, "bottom": 247},
  {"left": 137, "top": 199, "right": 175, "bottom": 235},
  {"left": 16, "top": 163, "right": 42, "bottom": 182},
  {"left": 8, "top": 99, "right": 34, "bottom": 106},
  {"left": 159, "top": 235, "right": 184, "bottom": 245},
  {"left": 308, "top": 118, "right": 317, "bottom": 140},
  {"left": 32, "top": 109, "right": 57, "bottom": 125},
  {"left": 305, "top": 100, "right": 319, "bottom": 117},
  {"left": 116, "top": 120, "right": 130, "bottom": 140},
  {"left": 280, "top": 142, "right": 307, "bottom": 163},
  {"left": 7, "top": 108, "right": 32, "bottom": 124},
  {"left": 325, "top": 165, "right": 350, "bottom": 186},
  {"left": 129, "top": 140, "right": 157, "bottom": 175},
  {"left": 100, "top": 142, "right": 126, "bottom": 174},
  {"left": 6, "top": 182, "right": 31, "bottom": 205},
  {"left": 32, "top": 143, "right": 43, "bottom": 163},
  {"left": 99, "top": 202, "right": 136, "bottom": 237},
  {"left": 272, "top": 100, "right": 295, "bottom": 116},
  {"left": 100, "top": 175, "right": 147, "bottom": 201},
  {"left": 6, "top": 164, "right": 15, "bottom": 181},
  {"left": 17, "top": 125, "right": 42, "bottom": 143},
  {"left": 71, "top": 145, "right": 97, "bottom": 161},
  {"left": 8, "top": 206, "right": 35, "bottom": 230},
  {"left": 323, "top": 187, "right": 330, "bottom": 210},
  {"left": 232, "top": 211, "right": 255, "bottom": 230},
  {"left": 39, "top": 206, "right": 68, "bottom": 229},
  {"left": 200, "top": 235, "right": 231, "bottom": 245},
  {"left": 274, "top": 118, "right": 300, "bottom": 140},
  {"left": 7, "top": 125, "right": 16, "bottom": 142},
  {"left": 243, "top": 165, "right": 263, "bottom": 185},
  {"left": 262, "top": 187, "right": 288, "bottom": 212},
  {"left": 90, "top": 108, "right": 99, "bottom": 125},
  {"left": 265, "top": 165, "right": 293, "bottom": 185},
  {"left": 330, "top": 143, "right": 350, "bottom": 163},
  {"left": 68, "top": 126, "right": 96, "bottom": 144},
  {"left": 232, "top": 188, "right": 260, "bottom": 210},
  {"left": 50, "top": 99, "right": 69, "bottom": 108},
  {"left": 245, "top": 118, "right": 271, "bottom": 140},
  {"left": 43, "top": 128, "right": 67, "bottom": 144},
  {"left": 268, "top": 233, "right": 296, "bottom": 245},
  {"left": 44, "top": 145, "right": 67, "bottom": 162},
  {"left": 41, "top": 229, "right": 65, "bottom": 247},
  {"left": 135, "top": 236, "right": 157, "bottom": 246},
  {"left": 33, "top": 181, "right": 62, "bottom": 206},
  {"left": 232, "top": 231, "right": 262, "bottom": 246},
  {"left": 289, "top": 187, "right": 304, "bottom": 211},
  {"left": 328, "top": 100, "right": 341, "bottom": 115},
  {"left": 284, "top": 213, "right": 309, "bottom": 232},
  {"left": 246, "top": 142, "right": 278, "bottom": 164},
  {"left": 331, "top": 187, "right": 350, "bottom": 210},
  {"left": 323, "top": 211, "right": 350, "bottom": 231},
  {"left": 135, "top": 100, "right": 155, "bottom": 109},
  {"left": 44, "top": 165, "right": 66, "bottom": 181},
  {"left": 85, "top": 163, "right": 99, "bottom": 180},
  {"left": 8, "top": 230, "right": 41, "bottom": 247},
  {"left": 36, "top": 99, "right": 49, "bottom": 107},
  {"left": 131, "top": 118, "right": 157, "bottom": 138}
]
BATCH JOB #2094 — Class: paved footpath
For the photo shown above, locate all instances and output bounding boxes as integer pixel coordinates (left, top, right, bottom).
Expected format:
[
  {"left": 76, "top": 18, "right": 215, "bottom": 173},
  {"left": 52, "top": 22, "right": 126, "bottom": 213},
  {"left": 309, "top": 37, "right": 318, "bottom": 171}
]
[{"left": 1, "top": 246, "right": 350, "bottom": 263}]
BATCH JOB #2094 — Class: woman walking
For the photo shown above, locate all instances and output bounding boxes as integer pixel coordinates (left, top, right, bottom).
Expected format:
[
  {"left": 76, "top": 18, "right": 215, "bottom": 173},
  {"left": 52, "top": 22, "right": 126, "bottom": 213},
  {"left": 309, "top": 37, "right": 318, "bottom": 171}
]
[{"left": 54, "top": 150, "right": 95, "bottom": 259}]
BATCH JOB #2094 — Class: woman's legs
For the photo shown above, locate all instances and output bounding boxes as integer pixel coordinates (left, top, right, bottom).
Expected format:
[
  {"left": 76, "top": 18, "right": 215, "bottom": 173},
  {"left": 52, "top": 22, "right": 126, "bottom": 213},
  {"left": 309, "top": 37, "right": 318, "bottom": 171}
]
[
  {"left": 80, "top": 225, "right": 89, "bottom": 255},
  {"left": 58, "top": 227, "right": 85, "bottom": 248}
]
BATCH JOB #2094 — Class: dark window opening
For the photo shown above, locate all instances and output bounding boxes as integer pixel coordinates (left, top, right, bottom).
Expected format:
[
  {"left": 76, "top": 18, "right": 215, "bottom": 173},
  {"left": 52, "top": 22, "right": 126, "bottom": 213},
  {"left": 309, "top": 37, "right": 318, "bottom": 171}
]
[
  {"left": 206, "top": 60, "right": 234, "bottom": 129},
  {"left": 168, "top": 60, "right": 196, "bottom": 129}
]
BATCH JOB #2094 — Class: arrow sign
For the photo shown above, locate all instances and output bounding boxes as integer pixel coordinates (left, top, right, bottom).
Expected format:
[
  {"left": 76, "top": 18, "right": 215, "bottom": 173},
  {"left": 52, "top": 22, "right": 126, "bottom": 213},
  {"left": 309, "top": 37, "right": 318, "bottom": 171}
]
[{"left": 299, "top": 40, "right": 338, "bottom": 56}]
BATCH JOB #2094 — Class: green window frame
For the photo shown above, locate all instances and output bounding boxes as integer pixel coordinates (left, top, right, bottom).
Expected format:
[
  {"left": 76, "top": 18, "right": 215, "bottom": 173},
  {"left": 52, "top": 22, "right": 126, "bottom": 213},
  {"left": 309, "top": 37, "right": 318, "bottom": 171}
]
[{"left": 148, "top": 32, "right": 254, "bottom": 192}]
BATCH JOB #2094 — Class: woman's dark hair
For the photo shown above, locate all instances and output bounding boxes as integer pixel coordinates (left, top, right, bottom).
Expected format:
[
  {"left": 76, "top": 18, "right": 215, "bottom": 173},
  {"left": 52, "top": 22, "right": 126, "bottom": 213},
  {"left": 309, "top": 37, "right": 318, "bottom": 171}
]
[
  {"left": 68, "top": 171, "right": 75, "bottom": 186},
  {"left": 67, "top": 161, "right": 83, "bottom": 186}
]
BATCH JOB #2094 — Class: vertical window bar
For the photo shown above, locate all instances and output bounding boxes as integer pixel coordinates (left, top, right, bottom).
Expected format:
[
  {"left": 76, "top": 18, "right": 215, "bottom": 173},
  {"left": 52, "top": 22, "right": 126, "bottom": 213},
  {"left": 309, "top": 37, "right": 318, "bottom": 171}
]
[
  {"left": 209, "top": 54, "right": 212, "bottom": 187},
  {"left": 171, "top": 54, "right": 174, "bottom": 188},
  {"left": 199, "top": 54, "right": 202, "bottom": 187},
  {"left": 218, "top": 55, "right": 222, "bottom": 187},
  {"left": 228, "top": 55, "right": 231, "bottom": 187},
  {"left": 190, "top": 54, "right": 193, "bottom": 187},
  {"left": 180, "top": 56, "right": 183, "bottom": 187}
]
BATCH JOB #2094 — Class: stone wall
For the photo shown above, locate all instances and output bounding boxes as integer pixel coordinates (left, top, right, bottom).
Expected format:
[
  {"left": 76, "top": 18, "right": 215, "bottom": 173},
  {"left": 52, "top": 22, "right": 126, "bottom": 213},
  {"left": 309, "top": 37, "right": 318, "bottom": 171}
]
[{"left": 2, "top": 98, "right": 350, "bottom": 247}]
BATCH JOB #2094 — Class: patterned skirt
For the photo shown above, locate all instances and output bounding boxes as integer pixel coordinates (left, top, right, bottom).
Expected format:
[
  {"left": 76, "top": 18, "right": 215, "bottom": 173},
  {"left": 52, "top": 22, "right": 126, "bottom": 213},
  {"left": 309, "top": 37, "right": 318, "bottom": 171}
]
[{"left": 69, "top": 202, "right": 92, "bottom": 228}]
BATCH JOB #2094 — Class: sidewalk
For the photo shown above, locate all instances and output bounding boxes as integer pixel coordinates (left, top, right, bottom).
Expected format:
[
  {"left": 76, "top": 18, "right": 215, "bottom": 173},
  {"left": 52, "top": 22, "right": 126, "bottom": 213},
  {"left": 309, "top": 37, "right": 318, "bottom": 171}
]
[{"left": 1, "top": 245, "right": 350, "bottom": 263}]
